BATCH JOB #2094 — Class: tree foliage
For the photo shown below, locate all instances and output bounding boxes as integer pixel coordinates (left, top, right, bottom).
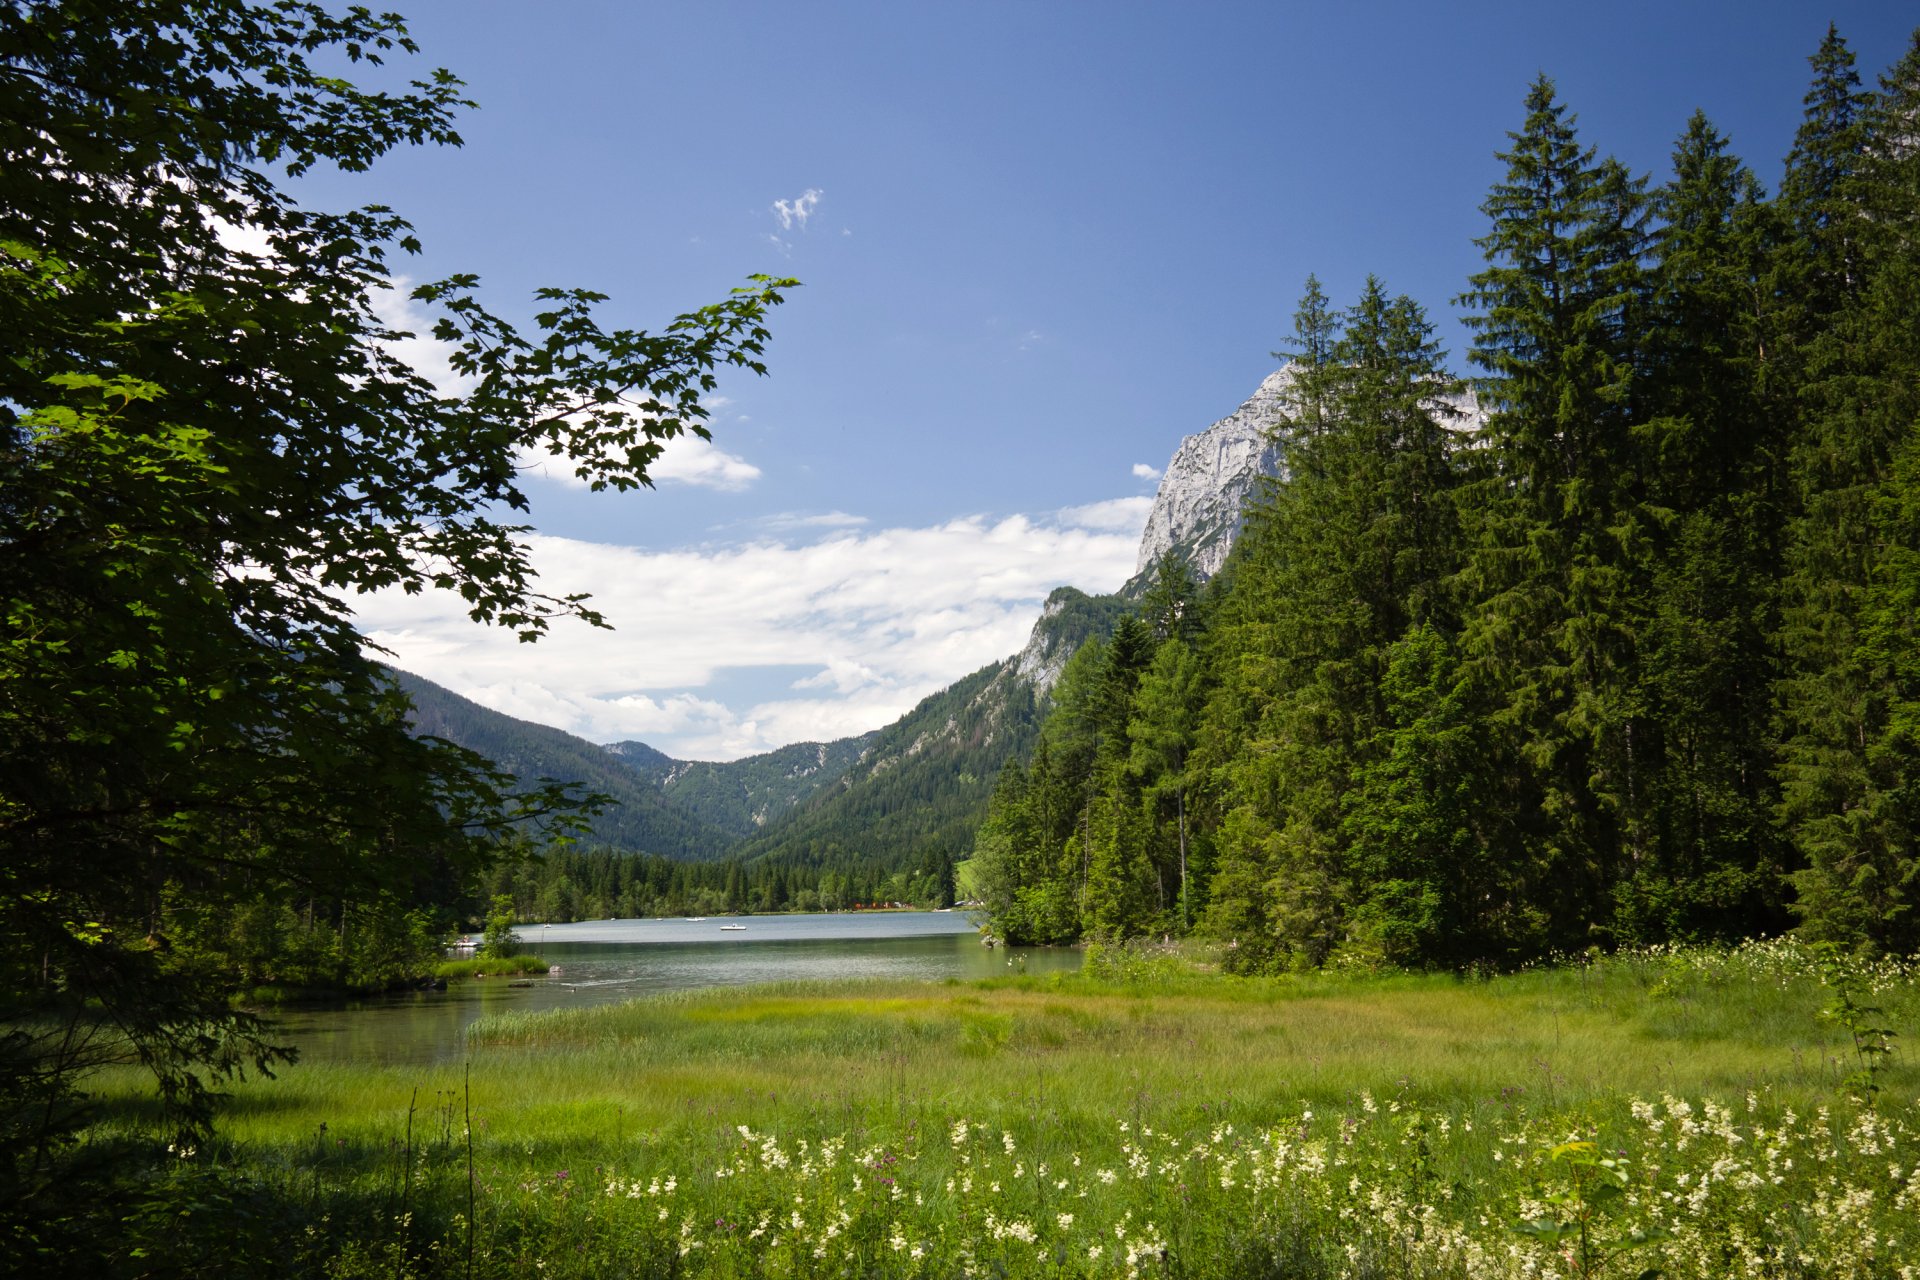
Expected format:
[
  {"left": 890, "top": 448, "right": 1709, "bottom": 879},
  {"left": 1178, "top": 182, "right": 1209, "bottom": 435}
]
[
  {"left": 0, "top": 0, "right": 790, "bottom": 1191},
  {"left": 972, "top": 26, "right": 1920, "bottom": 970}
]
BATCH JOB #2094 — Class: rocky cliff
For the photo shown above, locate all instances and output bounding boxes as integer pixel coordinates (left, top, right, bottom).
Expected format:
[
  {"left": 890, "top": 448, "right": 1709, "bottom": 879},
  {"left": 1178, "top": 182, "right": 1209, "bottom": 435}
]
[
  {"left": 1129, "top": 366, "right": 1487, "bottom": 588},
  {"left": 1132, "top": 367, "right": 1296, "bottom": 582}
]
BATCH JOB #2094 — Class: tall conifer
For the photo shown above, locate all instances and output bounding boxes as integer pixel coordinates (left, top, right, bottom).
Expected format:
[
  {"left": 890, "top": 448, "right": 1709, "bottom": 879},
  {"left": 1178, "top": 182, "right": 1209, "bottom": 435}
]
[
  {"left": 1780, "top": 30, "right": 1920, "bottom": 951},
  {"left": 1455, "top": 77, "right": 1650, "bottom": 946},
  {"left": 1624, "top": 113, "right": 1790, "bottom": 941}
]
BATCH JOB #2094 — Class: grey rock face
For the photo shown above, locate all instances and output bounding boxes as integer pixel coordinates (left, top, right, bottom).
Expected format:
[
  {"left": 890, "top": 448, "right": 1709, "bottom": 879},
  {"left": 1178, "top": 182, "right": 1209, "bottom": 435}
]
[
  {"left": 1133, "top": 367, "right": 1296, "bottom": 580},
  {"left": 1132, "top": 366, "right": 1487, "bottom": 583},
  {"left": 1011, "top": 591, "right": 1075, "bottom": 694}
]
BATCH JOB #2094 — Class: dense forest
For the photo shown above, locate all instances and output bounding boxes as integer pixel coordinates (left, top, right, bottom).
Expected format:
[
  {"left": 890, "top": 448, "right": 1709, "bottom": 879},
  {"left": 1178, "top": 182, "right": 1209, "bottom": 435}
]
[
  {"left": 479, "top": 844, "right": 957, "bottom": 922},
  {"left": 606, "top": 732, "right": 878, "bottom": 842},
  {"left": 974, "top": 27, "right": 1920, "bottom": 967}
]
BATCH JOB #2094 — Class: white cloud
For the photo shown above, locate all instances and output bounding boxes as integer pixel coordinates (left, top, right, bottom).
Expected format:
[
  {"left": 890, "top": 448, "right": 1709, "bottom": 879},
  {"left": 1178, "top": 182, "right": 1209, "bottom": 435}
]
[
  {"left": 358, "top": 506, "right": 1142, "bottom": 760},
  {"left": 1057, "top": 496, "right": 1154, "bottom": 534},
  {"left": 772, "top": 187, "right": 823, "bottom": 231},
  {"left": 647, "top": 436, "right": 762, "bottom": 490},
  {"left": 1131, "top": 462, "right": 1161, "bottom": 481},
  {"left": 511, "top": 420, "right": 760, "bottom": 492},
  {"left": 757, "top": 510, "right": 871, "bottom": 532}
]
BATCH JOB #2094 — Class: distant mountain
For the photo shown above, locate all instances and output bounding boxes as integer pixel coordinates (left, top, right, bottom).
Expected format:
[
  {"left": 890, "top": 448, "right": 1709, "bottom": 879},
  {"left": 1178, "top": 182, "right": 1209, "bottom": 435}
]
[
  {"left": 1127, "top": 367, "right": 1295, "bottom": 591},
  {"left": 732, "top": 587, "right": 1130, "bottom": 868},
  {"left": 606, "top": 733, "right": 879, "bottom": 839},
  {"left": 395, "top": 370, "right": 1338, "bottom": 870},
  {"left": 393, "top": 670, "right": 734, "bottom": 859}
]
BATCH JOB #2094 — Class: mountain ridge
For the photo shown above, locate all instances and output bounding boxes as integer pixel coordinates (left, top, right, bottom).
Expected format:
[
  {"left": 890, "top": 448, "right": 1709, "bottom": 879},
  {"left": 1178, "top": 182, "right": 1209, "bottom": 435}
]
[{"left": 398, "top": 368, "right": 1316, "bottom": 865}]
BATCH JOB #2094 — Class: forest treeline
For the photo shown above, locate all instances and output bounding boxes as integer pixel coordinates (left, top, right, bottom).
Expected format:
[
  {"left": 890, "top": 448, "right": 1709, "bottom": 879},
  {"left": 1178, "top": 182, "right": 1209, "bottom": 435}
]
[
  {"left": 974, "top": 28, "right": 1920, "bottom": 968},
  {"left": 481, "top": 843, "right": 957, "bottom": 923}
]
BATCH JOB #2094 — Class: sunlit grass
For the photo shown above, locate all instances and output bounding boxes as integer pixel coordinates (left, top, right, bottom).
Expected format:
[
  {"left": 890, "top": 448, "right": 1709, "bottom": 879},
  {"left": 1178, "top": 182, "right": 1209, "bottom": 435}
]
[
  {"left": 152, "top": 942, "right": 1906, "bottom": 1152},
  {"left": 88, "top": 940, "right": 1920, "bottom": 1277},
  {"left": 431, "top": 954, "right": 551, "bottom": 980}
]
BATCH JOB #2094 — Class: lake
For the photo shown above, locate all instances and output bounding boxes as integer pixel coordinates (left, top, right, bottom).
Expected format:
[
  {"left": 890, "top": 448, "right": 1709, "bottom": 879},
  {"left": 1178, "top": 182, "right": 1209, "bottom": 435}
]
[{"left": 276, "top": 911, "right": 1081, "bottom": 1065}]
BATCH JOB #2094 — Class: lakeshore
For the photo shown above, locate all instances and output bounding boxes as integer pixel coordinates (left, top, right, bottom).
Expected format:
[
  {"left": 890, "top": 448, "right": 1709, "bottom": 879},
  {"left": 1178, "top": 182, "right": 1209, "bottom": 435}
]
[{"left": 274, "top": 911, "right": 1080, "bottom": 1065}]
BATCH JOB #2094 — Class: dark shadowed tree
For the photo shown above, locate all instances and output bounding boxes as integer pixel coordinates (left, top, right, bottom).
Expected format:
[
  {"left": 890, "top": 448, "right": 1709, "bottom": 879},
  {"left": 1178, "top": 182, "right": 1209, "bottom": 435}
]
[{"left": 0, "top": 0, "right": 790, "bottom": 1211}]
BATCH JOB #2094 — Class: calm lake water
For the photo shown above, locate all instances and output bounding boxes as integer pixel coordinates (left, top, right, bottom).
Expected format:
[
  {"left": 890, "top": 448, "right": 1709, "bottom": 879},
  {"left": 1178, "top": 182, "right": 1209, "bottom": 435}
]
[{"left": 276, "top": 911, "right": 1080, "bottom": 1065}]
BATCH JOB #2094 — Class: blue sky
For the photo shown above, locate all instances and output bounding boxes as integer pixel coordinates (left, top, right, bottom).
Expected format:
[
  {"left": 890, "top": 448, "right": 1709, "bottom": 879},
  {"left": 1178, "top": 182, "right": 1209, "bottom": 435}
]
[{"left": 336, "top": 1, "right": 1917, "bottom": 759}]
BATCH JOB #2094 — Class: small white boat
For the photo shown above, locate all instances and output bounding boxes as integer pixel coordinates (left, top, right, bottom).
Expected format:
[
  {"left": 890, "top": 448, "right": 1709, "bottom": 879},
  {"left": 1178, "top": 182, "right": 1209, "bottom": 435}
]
[
  {"left": 720, "top": 924, "right": 747, "bottom": 931},
  {"left": 686, "top": 916, "right": 707, "bottom": 922}
]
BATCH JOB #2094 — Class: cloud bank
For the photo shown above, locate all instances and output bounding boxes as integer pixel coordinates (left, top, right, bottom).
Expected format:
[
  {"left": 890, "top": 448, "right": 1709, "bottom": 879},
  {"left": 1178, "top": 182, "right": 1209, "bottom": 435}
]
[{"left": 358, "top": 500, "right": 1150, "bottom": 760}]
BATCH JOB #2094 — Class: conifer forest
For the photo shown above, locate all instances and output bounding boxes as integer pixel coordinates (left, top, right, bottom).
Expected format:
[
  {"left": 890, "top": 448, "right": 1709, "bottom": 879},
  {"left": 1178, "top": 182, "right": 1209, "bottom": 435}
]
[{"left": 974, "top": 28, "right": 1920, "bottom": 968}]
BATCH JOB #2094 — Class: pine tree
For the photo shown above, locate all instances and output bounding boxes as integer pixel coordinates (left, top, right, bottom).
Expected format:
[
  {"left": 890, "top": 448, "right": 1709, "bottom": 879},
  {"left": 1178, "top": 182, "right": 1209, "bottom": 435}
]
[
  {"left": 1778, "top": 25, "right": 1871, "bottom": 327},
  {"left": 1198, "top": 278, "right": 1472, "bottom": 966},
  {"left": 1455, "top": 77, "right": 1651, "bottom": 947},
  {"left": 1779, "top": 29, "right": 1920, "bottom": 951},
  {"left": 1140, "top": 552, "right": 1204, "bottom": 645},
  {"left": 1343, "top": 625, "right": 1526, "bottom": 964},
  {"left": 1625, "top": 112, "right": 1790, "bottom": 942},
  {"left": 1129, "top": 639, "right": 1206, "bottom": 930},
  {"left": 1079, "top": 616, "right": 1162, "bottom": 935},
  {"left": 1272, "top": 273, "right": 1342, "bottom": 446}
]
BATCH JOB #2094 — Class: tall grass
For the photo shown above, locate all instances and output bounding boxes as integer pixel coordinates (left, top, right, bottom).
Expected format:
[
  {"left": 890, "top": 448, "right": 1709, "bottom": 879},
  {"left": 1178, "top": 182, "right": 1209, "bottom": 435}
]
[
  {"left": 431, "top": 954, "right": 552, "bottom": 980},
  {"left": 86, "top": 938, "right": 1918, "bottom": 1278}
]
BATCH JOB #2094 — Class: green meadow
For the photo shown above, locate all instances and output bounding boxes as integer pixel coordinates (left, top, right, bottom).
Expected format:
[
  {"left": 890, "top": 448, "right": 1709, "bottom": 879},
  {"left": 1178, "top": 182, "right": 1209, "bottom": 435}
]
[{"left": 86, "top": 940, "right": 1919, "bottom": 1278}]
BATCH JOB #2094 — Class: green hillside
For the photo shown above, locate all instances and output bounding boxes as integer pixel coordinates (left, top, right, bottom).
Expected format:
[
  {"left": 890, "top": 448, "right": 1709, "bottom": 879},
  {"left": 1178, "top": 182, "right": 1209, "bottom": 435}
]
[
  {"left": 393, "top": 671, "right": 734, "bottom": 859},
  {"left": 391, "top": 587, "right": 1129, "bottom": 874},
  {"left": 734, "top": 587, "right": 1131, "bottom": 871},
  {"left": 607, "top": 734, "right": 879, "bottom": 839}
]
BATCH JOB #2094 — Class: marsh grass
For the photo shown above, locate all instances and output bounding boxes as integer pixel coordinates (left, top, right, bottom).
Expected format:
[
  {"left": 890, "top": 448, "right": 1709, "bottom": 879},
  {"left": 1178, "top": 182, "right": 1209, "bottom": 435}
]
[
  {"left": 431, "top": 954, "right": 552, "bottom": 980},
  {"left": 83, "top": 939, "right": 1920, "bottom": 1278}
]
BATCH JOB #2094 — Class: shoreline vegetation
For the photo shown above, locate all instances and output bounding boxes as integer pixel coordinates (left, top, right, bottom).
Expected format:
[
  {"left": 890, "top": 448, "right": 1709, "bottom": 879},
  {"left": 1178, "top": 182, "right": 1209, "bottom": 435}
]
[
  {"left": 235, "top": 954, "right": 555, "bottom": 1008},
  {"left": 77, "top": 938, "right": 1917, "bottom": 1278},
  {"left": 430, "top": 954, "right": 554, "bottom": 982}
]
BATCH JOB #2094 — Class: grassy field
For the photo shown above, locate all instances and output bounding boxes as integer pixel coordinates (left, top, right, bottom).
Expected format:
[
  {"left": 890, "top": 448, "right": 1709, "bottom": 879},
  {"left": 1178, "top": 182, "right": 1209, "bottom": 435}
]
[{"left": 85, "top": 939, "right": 1920, "bottom": 1278}]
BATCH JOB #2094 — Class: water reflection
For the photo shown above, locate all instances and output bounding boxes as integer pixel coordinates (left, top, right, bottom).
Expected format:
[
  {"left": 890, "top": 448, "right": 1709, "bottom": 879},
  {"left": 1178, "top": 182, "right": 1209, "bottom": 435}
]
[{"left": 274, "top": 912, "right": 1078, "bottom": 1066}]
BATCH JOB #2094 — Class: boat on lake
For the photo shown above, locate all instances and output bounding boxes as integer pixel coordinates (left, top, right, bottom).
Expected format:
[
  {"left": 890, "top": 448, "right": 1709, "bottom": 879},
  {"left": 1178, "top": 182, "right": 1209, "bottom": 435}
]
[{"left": 720, "top": 924, "right": 747, "bottom": 931}]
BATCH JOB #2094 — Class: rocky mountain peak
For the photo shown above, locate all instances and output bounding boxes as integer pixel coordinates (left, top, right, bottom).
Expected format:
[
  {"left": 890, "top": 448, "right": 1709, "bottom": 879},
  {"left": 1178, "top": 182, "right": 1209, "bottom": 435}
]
[
  {"left": 1132, "top": 366, "right": 1298, "bottom": 582},
  {"left": 1130, "top": 365, "right": 1487, "bottom": 586}
]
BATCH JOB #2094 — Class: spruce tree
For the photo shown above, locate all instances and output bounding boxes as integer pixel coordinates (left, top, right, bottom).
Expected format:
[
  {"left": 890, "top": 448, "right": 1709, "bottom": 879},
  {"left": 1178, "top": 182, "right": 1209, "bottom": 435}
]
[
  {"left": 1200, "top": 278, "right": 1471, "bottom": 966},
  {"left": 1455, "top": 77, "right": 1651, "bottom": 948},
  {"left": 1129, "top": 639, "right": 1206, "bottom": 930},
  {"left": 1627, "top": 112, "right": 1789, "bottom": 942},
  {"left": 1779, "top": 29, "right": 1920, "bottom": 951}
]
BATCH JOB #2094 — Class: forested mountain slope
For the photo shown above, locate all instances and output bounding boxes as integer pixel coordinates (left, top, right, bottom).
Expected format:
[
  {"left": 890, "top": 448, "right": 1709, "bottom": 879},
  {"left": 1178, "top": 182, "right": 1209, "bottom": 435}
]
[
  {"left": 733, "top": 587, "right": 1132, "bottom": 869},
  {"left": 393, "top": 670, "right": 735, "bottom": 858},
  {"left": 606, "top": 733, "right": 879, "bottom": 839}
]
